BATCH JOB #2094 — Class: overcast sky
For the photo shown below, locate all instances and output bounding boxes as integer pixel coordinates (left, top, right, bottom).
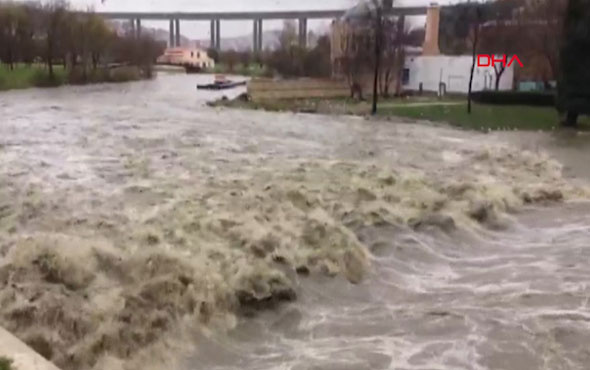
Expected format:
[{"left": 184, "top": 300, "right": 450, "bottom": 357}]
[{"left": 45, "top": 0, "right": 444, "bottom": 39}]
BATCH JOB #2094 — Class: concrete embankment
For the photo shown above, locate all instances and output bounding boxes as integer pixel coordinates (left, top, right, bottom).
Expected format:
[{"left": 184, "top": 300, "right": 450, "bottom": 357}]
[{"left": 0, "top": 327, "right": 61, "bottom": 370}]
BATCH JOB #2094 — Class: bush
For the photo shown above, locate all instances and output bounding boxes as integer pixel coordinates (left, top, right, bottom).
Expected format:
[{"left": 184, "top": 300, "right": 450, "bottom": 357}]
[
  {"left": 0, "top": 357, "right": 13, "bottom": 370},
  {"left": 472, "top": 91, "right": 556, "bottom": 106},
  {"left": 31, "top": 68, "right": 66, "bottom": 88},
  {"left": 68, "top": 66, "right": 147, "bottom": 84},
  {"left": 67, "top": 67, "right": 106, "bottom": 84},
  {"left": 109, "top": 66, "right": 142, "bottom": 82}
]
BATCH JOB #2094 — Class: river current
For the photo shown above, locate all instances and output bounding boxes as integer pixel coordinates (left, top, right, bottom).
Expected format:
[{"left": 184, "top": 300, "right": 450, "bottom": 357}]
[{"left": 0, "top": 74, "right": 589, "bottom": 370}]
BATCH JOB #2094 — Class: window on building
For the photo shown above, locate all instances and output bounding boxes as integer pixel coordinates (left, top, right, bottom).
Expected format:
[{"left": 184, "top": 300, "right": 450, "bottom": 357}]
[
  {"left": 402, "top": 68, "right": 410, "bottom": 85},
  {"left": 191, "top": 52, "right": 194, "bottom": 58},
  {"left": 198, "top": 52, "right": 201, "bottom": 58}
]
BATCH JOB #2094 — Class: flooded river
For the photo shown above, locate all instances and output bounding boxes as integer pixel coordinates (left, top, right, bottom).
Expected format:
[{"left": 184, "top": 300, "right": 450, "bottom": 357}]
[{"left": 0, "top": 74, "right": 589, "bottom": 370}]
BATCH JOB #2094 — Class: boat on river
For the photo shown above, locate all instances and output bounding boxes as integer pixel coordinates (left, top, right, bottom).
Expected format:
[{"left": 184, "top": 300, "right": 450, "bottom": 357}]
[{"left": 197, "top": 75, "right": 247, "bottom": 90}]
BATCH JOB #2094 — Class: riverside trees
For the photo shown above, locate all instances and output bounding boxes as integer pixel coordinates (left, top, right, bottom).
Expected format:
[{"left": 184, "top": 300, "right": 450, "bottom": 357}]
[
  {"left": 557, "top": 0, "right": 590, "bottom": 126},
  {"left": 0, "top": 1, "right": 164, "bottom": 85}
]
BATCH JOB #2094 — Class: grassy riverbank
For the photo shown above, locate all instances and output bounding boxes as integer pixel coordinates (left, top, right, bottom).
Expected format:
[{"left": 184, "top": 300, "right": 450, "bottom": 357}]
[
  {"left": 0, "top": 65, "right": 66, "bottom": 90},
  {"left": 0, "top": 64, "right": 151, "bottom": 91},
  {"left": 382, "top": 103, "right": 590, "bottom": 131},
  {"left": 213, "top": 95, "right": 590, "bottom": 131},
  {"left": 212, "top": 96, "right": 459, "bottom": 115},
  {"left": 206, "top": 63, "right": 270, "bottom": 77}
]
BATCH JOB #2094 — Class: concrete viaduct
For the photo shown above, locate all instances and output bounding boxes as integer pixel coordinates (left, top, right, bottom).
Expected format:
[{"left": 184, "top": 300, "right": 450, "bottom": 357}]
[{"left": 96, "top": 6, "right": 431, "bottom": 52}]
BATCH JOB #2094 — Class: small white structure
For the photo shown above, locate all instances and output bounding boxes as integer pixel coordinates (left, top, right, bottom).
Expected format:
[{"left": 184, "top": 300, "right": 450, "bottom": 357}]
[
  {"left": 157, "top": 47, "right": 215, "bottom": 69},
  {"left": 403, "top": 55, "right": 515, "bottom": 94}
]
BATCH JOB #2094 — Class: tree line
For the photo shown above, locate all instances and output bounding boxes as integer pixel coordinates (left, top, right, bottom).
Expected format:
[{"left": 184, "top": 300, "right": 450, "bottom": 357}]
[
  {"left": 208, "top": 21, "right": 334, "bottom": 79},
  {"left": 439, "top": 0, "right": 589, "bottom": 124},
  {"left": 440, "top": 0, "right": 567, "bottom": 92},
  {"left": 0, "top": 1, "right": 164, "bottom": 84}
]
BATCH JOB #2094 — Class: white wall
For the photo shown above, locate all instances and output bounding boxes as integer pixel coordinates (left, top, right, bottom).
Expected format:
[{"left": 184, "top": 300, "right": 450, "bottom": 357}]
[
  {"left": 157, "top": 48, "right": 215, "bottom": 68},
  {"left": 403, "top": 55, "right": 514, "bottom": 94}
]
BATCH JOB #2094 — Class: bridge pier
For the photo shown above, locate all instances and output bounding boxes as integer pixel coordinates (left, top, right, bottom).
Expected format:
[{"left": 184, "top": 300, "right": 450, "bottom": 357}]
[
  {"left": 135, "top": 18, "right": 141, "bottom": 38},
  {"left": 398, "top": 14, "right": 405, "bottom": 30},
  {"left": 253, "top": 20, "right": 257, "bottom": 53},
  {"left": 215, "top": 19, "right": 221, "bottom": 50},
  {"left": 298, "top": 18, "right": 307, "bottom": 48},
  {"left": 129, "top": 19, "right": 135, "bottom": 37},
  {"left": 210, "top": 19, "right": 221, "bottom": 50},
  {"left": 210, "top": 20, "right": 215, "bottom": 49},
  {"left": 175, "top": 19, "right": 180, "bottom": 47},
  {"left": 253, "top": 19, "right": 263, "bottom": 53},
  {"left": 169, "top": 19, "right": 174, "bottom": 47}
]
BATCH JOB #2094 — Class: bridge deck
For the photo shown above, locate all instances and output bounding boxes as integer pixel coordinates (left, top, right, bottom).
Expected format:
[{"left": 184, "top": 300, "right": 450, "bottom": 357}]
[{"left": 94, "top": 7, "right": 429, "bottom": 21}]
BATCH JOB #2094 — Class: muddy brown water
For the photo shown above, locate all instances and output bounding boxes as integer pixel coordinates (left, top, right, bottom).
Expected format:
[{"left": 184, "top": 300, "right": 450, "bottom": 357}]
[{"left": 0, "top": 74, "right": 589, "bottom": 370}]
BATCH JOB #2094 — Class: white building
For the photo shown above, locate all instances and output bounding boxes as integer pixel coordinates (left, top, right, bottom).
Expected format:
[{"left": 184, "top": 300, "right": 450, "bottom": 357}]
[
  {"left": 403, "top": 55, "right": 515, "bottom": 94},
  {"left": 401, "top": 3, "right": 514, "bottom": 94},
  {"left": 157, "top": 47, "right": 215, "bottom": 69},
  {"left": 331, "top": 3, "right": 517, "bottom": 96}
]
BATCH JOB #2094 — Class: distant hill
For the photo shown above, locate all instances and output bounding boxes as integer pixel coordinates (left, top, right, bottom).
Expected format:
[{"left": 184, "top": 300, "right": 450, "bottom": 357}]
[
  {"left": 196, "top": 29, "right": 282, "bottom": 51},
  {"left": 197, "top": 29, "right": 324, "bottom": 51},
  {"left": 108, "top": 21, "right": 192, "bottom": 47}
]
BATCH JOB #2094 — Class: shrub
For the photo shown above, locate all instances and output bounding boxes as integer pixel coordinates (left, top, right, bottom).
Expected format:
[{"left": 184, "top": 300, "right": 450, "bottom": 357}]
[
  {"left": 109, "top": 66, "right": 142, "bottom": 82},
  {"left": 31, "top": 69, "right": 65, "bottom": 88},
  {"left": 472, "top": 91, "right": 556, "bottom": 106},
  {"left": 0, "top": 357, "right": 13, "bottom": 370},
  {"left": 67, "top": 67, "right": 95, "bottom": 84}
]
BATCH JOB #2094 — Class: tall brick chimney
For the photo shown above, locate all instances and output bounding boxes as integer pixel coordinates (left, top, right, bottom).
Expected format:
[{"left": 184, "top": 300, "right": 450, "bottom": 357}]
[{"left": 422, "top": 3, "right": 441, "bottom": 55}]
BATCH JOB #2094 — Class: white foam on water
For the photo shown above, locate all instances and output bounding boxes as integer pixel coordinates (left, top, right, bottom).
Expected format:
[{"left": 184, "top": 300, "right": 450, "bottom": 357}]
[{"left": 0, "top": 75, "right": 589, "bottom": 370}]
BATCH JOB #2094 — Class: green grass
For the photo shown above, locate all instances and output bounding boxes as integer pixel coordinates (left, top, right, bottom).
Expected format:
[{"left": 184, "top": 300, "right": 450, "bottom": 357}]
[
  {"left": 214, "top": 96, "right": 465, "bottom": 116},
  {"left": 206, "top": 63, "right": 270, "bottom": 77},
  {"left": 0, "top": 356, "right": 13, "bottom": 370},
  {"left": 0, "top": 64, "right": 66, "bottom": 90},
  {"left": 380, "top": 102, "right": 590, "bottom": 131}
]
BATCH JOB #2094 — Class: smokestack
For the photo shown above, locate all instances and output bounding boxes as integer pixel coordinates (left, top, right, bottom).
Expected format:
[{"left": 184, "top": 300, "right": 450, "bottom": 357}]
[{"left": 422, "top": 2, "right": 440, "bottom": 55}]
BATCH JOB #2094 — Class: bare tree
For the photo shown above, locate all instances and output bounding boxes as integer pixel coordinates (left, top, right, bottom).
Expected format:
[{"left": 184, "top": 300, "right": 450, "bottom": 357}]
[
  {"left": 86, "top": 13, "right": 112, "bottom": 70},
  {"left": 41, "top": 1, "right": 69, "bottom": 79},
  {"left": 338, "top": 25, "right": 370, "bottom": 100},
  {"left": 522, "top": 0, "right": 567, "bottom": 85},
  {"left": 16, "top": 4, "right": 38, "bottom": 66},
  {"left": 341, "top": 0, "right": 393, "bottom": 111},
  {"left": 223, "top": 49, "right": 239, "bottom": 72},
  {"left": 479, "top": 20, "right": 523, "bottom": 90},
  {"left": 279, "top": 20, "right": 298, "bottom": 49},
  {"left": 380, "top": 17, "right": 408, "bottom": 97},
  {"left": 0, "top": 3, "right": 22, "bottom": 69},
  {"left": 405, "top": 27, "right": 425, "bottom": 47},
  {"left": 370, "top": 0, "right": 384, "bottom": 115},
  {"left": 466, "top": 4, "right": 484, "bottom": 114}
]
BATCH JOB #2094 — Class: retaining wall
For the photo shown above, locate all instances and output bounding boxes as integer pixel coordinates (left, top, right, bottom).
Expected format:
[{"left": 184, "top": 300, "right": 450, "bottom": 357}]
[{"left": 247, "top": 78, "right": 350, "bottom": 101}]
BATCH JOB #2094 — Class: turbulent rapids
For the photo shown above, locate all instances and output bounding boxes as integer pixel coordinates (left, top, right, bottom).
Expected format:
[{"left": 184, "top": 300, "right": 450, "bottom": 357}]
[{"left": 0, "top": 75, "right": 589, "bottom": 370}]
